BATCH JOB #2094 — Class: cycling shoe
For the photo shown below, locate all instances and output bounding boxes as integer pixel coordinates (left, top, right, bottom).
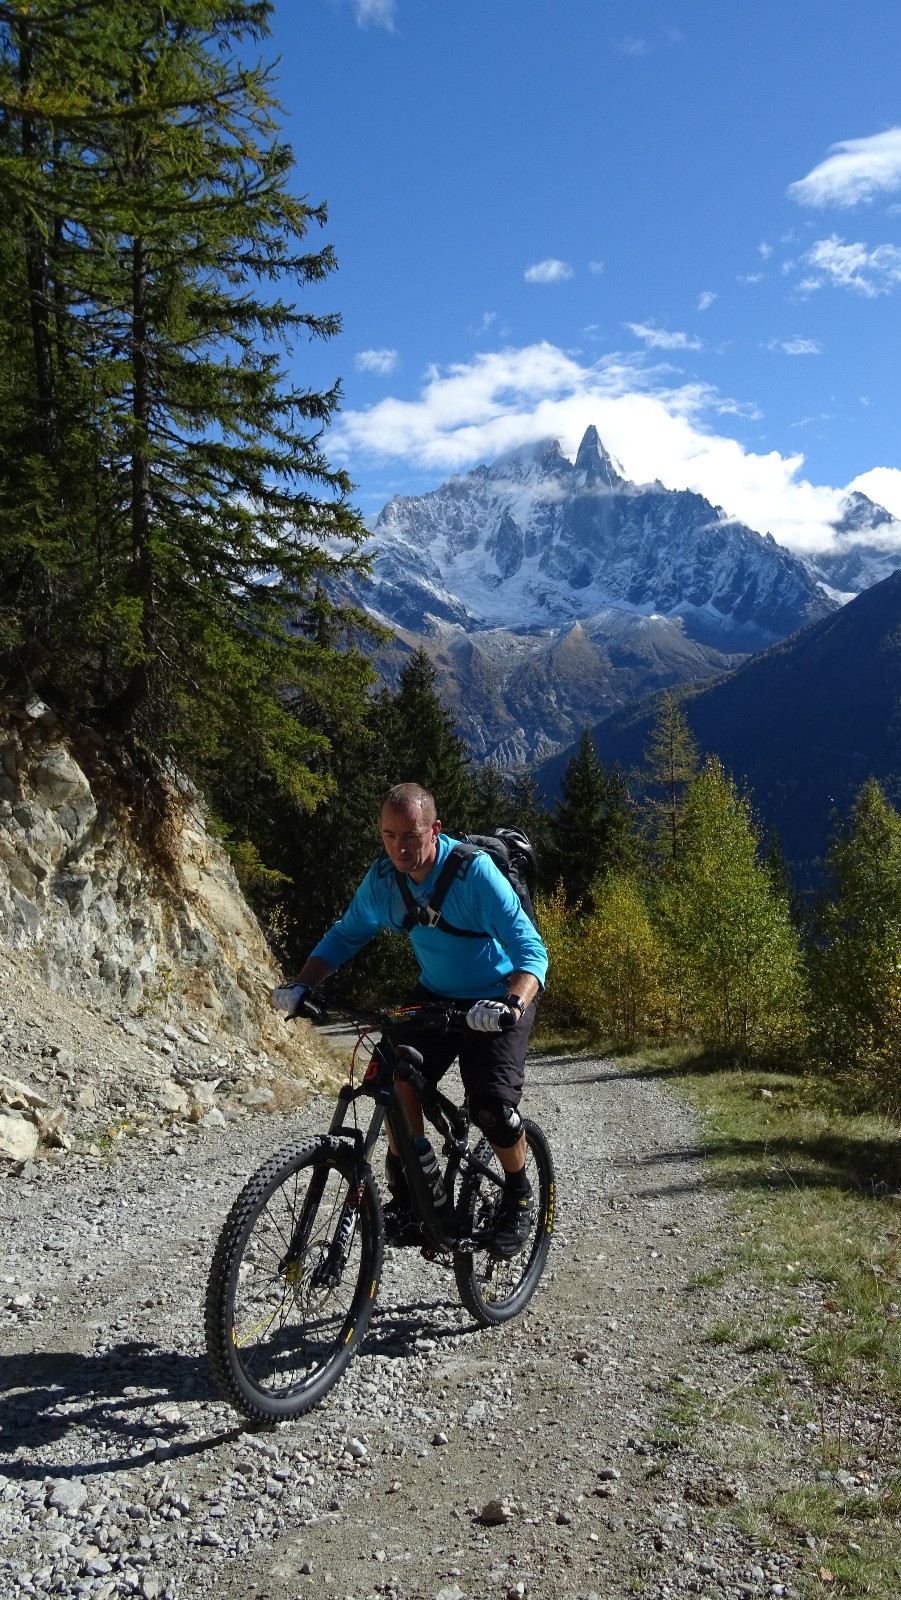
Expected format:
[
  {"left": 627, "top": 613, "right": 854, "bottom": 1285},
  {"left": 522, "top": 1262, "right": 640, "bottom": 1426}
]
[{"left": 488, "top": 1185, "right": 534, "bottom": 1259}]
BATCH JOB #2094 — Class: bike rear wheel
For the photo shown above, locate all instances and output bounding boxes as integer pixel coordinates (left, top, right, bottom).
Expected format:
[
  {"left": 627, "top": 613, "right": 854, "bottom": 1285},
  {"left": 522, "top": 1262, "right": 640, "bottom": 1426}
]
[
  {"left": 205, "top": 1135, "right": 383, "bottom": 1423},
  {"left": 452, "top": 1117, "right": 554, "bottom": 1325}
]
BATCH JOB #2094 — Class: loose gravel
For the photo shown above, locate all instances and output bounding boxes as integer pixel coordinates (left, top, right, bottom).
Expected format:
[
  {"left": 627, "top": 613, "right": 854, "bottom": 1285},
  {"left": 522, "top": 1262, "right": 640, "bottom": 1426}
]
[{"left": 1, "top": 963, "right": 847, "bottom": 1599}]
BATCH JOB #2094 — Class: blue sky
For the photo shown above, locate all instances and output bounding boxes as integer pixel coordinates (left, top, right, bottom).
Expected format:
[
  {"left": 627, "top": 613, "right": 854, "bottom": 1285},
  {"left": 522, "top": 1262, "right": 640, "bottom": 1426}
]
[{"left": 266, "top": 0, "right": 901, "bottom": 552}]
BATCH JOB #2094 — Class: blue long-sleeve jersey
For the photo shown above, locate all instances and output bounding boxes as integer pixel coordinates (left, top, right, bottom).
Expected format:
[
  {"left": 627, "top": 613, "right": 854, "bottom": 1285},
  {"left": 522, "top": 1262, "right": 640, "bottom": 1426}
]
[{"left": 311, "top": 833, "right": 548, "bottom": 1000}]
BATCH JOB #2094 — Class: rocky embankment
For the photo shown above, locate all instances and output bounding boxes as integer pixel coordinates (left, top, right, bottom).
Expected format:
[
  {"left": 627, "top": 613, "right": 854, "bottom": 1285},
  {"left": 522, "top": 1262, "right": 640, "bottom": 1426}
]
[{"left": 0, "top": 702, "right": 335, "bottom": 1168}]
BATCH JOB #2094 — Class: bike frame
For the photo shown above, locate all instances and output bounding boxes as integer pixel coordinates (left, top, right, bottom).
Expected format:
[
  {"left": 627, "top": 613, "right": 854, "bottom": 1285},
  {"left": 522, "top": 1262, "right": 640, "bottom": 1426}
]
[{"left": 282, "top": 1016, "right": 505, "bottom": 1278}]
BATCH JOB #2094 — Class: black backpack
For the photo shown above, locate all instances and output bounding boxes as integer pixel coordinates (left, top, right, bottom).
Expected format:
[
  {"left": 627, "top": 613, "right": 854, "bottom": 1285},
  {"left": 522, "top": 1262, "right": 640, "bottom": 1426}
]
[{"left": 392, "top": 827, "right": 539, "bottom": 939}]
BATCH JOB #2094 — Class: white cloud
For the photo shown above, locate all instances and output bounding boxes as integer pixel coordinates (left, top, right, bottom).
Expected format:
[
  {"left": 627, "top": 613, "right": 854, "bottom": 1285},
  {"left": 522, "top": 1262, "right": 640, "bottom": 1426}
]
[
  {"left": 588, "top": 260, "right": 605, "bottom": 274},
  {"left": 355, "top": 0, "right": 396, "bottom": 28},
  {"left": 738, "top": 272, "right": 764, "bottom": 284},
  {"left": 800, "top": 235, "right": 901, "bottom": 297},
  {"left": 329, "top": 341, "right": 855, "bottom": 552},
  {"left": 767, "top": 337, "right": 823, "bottom": 356},
  {"left": 789, "top": 128, "right": 901, "bottom": 208},
  {"left": 697, "top": 291, "right": 717, "bottom": 311},
  {"left": 471, "top": 312, "right": 496, "bottom": 336},
  {"left": 846, "top": 467, "right": 901, "bottom": 521},
  {"left": 627, "top": 322, "right": 701, "bottom": 351},
  {"left": 356, "top": 347, "right": 399, "bottom": 374},
  {"left": 524, "top": 258, "right": 574, "bottom": 284},
  {"left": 618, "top": 36, "right": 648, "bottom": 55},
  {"left": 758, "top": 242, "right": 773, "bottom": 259}
]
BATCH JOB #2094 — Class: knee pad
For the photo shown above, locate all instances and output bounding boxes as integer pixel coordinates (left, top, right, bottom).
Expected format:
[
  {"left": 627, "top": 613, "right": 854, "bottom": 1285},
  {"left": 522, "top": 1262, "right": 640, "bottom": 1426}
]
[{"left": 471, "top": 1098, "right": 523, "bottom": 1148}]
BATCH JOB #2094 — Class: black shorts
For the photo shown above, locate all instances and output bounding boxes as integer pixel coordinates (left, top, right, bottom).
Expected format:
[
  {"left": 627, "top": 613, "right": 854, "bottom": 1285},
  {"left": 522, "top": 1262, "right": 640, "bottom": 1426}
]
[{"left": 388, "top": 983, "right": 534, "bottom": 1106}]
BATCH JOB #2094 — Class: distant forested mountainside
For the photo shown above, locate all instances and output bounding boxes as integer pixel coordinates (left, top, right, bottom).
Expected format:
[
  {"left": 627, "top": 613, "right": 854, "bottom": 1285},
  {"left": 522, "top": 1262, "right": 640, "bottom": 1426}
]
[
  {"left": 535, "top": 569, "right": 901, "bottom": 883},
  {"left": 349, "top": 424, "right": 901, "bottom": 768}
]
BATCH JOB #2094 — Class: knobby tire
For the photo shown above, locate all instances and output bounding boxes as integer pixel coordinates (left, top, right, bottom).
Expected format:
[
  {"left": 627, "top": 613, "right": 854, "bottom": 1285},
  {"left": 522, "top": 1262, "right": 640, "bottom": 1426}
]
[
  {"left": 452, "top": 1117, "right": 554, "bottom": 1325},
  {"left": 204, "top": 1135, "right": 383, "bottom": 1423}
]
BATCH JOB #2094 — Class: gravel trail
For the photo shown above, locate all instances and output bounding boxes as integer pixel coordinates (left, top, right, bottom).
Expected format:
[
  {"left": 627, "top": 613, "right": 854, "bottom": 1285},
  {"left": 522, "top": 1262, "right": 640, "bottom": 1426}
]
[{"left": 2, "top": 993, "right": 815, "bottom": 1600}]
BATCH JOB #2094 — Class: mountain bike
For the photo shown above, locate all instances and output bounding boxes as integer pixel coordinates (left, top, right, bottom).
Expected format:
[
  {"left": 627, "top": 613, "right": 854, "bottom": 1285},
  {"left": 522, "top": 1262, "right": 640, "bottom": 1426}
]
[{"left": 204, "top": 1003, "right": 555, "bottom": 1423}]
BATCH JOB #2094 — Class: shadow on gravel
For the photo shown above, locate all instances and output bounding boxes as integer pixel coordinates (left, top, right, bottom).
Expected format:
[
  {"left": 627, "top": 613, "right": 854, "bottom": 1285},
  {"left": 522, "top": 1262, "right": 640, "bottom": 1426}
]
[
  {"left": 362, "top": 1296, "right": 481, "bottom": 1357},
  {"left": 628, "top": 1133, "right": 901, "bottom": 1200},
  {"left": 0, "top": 1342, "right": 241, "bottom": 1481}
]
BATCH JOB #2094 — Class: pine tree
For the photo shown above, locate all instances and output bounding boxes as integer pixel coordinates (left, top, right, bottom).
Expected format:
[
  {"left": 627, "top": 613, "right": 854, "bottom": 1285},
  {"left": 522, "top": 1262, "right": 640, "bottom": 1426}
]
[
  {"left": 546, "top": 730, "right": 640, "bottom": 907},
  {"left": 642, "top": 692, "right": 699, "bottom": 864},
  {"left": 379, "top": 648, "right": 476, "bottom": 832},
  {"left": 471, "top": 763, "right": 513, "bottom": 834},
  {"left": 0, "top": 1, "right": 370, "bottom": 809}
]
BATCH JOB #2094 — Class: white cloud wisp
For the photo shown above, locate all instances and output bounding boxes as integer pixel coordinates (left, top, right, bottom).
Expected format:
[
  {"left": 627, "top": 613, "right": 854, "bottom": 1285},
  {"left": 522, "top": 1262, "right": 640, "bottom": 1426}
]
[
  {"left": 767, "top": 338, "right": 823, "bottom": 356},
  {"left": 356, "top": 348, "right": 399, "bottom": 374},
  {"left": 789, "top": 128, "right": 901, "bottom": 208},
  {"left": 800, "top": 236, "right": 901, "bottom": 297},
  {"left": 355, "top": 0, "right": 397, "bottom": 29},
  {"left": 330, "top": 341, "right": 856, "bottom": 553},
  {"left": 524, "top": 258, "right": 574, "bottom": 284},
  {"left": 627, "top": 322, "right": 701, "bottom": 351}
]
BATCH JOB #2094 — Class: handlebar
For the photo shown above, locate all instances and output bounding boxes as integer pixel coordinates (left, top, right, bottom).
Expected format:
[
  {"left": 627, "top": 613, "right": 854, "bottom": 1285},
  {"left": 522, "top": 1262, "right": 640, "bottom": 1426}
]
[{"left": 376, "top": 1002, "right": 518, "bottom": 1033}]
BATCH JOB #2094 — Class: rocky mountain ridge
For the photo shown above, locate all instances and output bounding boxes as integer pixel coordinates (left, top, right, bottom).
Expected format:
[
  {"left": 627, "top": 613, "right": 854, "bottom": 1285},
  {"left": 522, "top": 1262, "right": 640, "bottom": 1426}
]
[
  {"left": 367, "top": 425, "right": 834, "bottom": 651},
  {"left": 354, "top": 426, "right": 901, "bottom": 767}
]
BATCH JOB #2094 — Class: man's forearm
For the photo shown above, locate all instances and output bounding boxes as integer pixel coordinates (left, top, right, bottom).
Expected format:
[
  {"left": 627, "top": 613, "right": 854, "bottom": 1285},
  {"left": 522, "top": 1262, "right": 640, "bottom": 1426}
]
[
  {"left": 295, "top": 955, "right": 334, "bottom": 989},
  {"left": 505, "top": 971, "right": 540, "bottom": 1009}
]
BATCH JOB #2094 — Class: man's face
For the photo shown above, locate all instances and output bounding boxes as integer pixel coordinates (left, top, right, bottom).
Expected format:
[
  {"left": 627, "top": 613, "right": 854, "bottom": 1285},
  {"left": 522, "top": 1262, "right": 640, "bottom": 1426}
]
[{"left": 379, "top": 804, "right": 441, "bottom": 879}]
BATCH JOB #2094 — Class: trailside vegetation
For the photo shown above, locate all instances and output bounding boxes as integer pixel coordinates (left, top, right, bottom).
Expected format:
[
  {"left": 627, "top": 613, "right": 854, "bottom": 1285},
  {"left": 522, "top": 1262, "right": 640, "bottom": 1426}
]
[{"left": 0, "top": 0, "right": 371, "bottom": 814}]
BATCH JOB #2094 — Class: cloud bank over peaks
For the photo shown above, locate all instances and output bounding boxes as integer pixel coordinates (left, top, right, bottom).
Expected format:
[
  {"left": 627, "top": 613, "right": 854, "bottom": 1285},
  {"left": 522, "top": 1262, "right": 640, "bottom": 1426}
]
[
  {"left": 847, "top": 467, "right": 901, "bottom": 522},
  {"left": 789, "top": 128, "right": 901, "bottom": 208},
  {"left": 329, "top": 341, "right": 862, "bottom": 554}
]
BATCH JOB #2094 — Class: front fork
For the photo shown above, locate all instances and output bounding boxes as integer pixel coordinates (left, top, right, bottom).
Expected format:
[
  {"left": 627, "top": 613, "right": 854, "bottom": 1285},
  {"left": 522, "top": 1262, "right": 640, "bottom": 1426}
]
[{"left": 278, "top": 1089, "right": 386, "bottom": 1291}]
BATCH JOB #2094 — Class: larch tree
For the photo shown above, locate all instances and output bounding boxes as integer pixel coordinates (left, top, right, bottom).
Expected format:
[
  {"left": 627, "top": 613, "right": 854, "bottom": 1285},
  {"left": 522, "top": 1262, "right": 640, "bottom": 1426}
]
[
  {"left": 810, "top": 779, "right": 901, "bottom": 1109},
  {"left": 0, "top": 0, "right": 371, "bottom": 810},
  {"left": 659, "top": 757, "right": 805, "bottom": 1056},
  {"left": 642, "top": 691, "right": 699, "bottom": 865}
]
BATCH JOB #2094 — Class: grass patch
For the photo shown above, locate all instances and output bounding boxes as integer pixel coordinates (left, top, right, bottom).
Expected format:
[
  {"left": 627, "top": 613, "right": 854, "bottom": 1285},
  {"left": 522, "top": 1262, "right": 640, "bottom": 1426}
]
[
  {"left": 612, "top": 1044, "right": 901, "bottom": 1398},
  {"left": 536, "top": 1028, "right": 901, "bottom": 1594}
]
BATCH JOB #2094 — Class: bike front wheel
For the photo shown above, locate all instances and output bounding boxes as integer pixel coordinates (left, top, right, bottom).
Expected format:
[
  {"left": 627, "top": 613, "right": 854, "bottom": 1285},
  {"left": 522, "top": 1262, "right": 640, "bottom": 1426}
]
[
  {"left": 452, "top": 1116, "right": 555, "bottom": 1326},
  {"left": 205, "top": 1135, "right": 383, "bottom": 1423}
]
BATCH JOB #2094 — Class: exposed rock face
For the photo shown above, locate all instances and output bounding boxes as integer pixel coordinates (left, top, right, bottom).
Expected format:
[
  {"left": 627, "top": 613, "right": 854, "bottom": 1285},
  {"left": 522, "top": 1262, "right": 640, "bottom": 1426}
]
[{"left": 0, "top": 706, "right": 278, "bottom": 1041}]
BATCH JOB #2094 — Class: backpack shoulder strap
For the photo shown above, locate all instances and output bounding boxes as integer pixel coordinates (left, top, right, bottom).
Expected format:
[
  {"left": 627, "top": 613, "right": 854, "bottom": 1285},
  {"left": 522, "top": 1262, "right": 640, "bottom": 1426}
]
[{"left": 392, "top": 844, "right": 483, "bottom": 937}]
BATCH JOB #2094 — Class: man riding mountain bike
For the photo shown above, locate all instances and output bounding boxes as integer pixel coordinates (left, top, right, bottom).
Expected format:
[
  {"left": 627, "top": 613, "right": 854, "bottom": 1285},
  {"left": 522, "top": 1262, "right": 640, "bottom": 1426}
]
[{"left": 273, "top": 781, "right": 548, "bottom": 1258}]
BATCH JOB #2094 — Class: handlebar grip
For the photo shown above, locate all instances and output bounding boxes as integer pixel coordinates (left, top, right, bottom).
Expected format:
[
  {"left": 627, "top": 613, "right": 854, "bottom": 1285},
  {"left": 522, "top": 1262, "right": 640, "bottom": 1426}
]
[{"left": 296, "top": 997, "right": 323, "bottom": 1021}]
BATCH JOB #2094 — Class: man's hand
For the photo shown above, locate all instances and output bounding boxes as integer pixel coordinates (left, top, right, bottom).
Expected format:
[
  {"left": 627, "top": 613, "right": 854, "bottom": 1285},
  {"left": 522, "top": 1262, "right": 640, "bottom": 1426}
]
[
  {"left": 466, "top": 998, "right": 518, "bottom": 1033},
  {"left": 271, "top": 982, "right": 316, "bottom": 1020}
]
